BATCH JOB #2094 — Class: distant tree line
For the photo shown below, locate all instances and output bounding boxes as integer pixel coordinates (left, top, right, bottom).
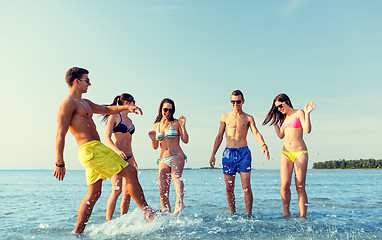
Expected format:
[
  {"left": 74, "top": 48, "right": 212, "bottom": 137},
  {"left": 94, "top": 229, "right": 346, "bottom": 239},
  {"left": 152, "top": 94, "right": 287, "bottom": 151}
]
[{"left": 313, "top": 159, "right": 382, "bottom": 169}]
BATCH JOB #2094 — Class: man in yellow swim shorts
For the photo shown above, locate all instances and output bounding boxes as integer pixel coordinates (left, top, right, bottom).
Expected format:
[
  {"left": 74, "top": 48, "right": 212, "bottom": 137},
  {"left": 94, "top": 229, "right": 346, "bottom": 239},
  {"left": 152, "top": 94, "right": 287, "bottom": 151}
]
[{"left": 54, "top": 67, "right": 156, "bottom": 234}]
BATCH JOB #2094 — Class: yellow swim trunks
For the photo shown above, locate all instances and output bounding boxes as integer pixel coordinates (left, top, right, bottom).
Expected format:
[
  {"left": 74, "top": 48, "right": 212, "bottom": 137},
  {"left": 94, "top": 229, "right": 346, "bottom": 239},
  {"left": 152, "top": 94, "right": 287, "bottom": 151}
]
[{"left": 78, "top": 140, "right": 128, "bottom": 185}]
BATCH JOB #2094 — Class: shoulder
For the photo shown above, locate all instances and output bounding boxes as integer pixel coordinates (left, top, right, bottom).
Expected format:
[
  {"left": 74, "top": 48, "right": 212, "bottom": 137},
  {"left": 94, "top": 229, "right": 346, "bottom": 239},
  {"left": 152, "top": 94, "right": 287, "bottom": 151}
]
[
  {"left": 220, "top": 112, "right": 230, "bottom": 121},
  {"left": 61, "top": 97, "right": 76, "bottom": 105},
  {"left": 59, "top": 98, "right": 77, "bottom": 112},
  {"left": 243, "top": 112, "right": 254, "bottom": 122},
  {"left": 82, "top": 98, "right": 94, "bottom": 106},
  {"left": 172, "top": 119, "right": 180, "bottom": 127},
  {"left": 108, "top": 113, "right": 118, "bottom": 122},
  {"left": 244, "top": 112, "right": 253, "bottom": 119},
  {"left": 296, "top": 109, "right": 304, "bottom": 118},
  {"left": 153, "top": 122, "right": 159, "bottom": 130}
]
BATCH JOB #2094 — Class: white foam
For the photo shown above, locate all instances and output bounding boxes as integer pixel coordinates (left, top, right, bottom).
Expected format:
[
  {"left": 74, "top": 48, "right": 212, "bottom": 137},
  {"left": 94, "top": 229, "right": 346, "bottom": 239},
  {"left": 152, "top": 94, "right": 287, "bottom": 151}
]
[
  {"left": 39, "top": 223, "right": 49, "bottom": 229},
  {"left": 87, "top": 208, "right": 203, "bottom": 238}
]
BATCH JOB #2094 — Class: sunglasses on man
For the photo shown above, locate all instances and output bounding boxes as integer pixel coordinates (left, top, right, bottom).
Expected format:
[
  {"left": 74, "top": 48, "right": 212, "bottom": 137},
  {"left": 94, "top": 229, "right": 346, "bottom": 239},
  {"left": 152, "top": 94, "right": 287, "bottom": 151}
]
[
  {"left": 231, "top": 100, "right": 242, "bottom": 104},
  {"left": 78, "top": 78, "right": 90, "bottom": 84}
]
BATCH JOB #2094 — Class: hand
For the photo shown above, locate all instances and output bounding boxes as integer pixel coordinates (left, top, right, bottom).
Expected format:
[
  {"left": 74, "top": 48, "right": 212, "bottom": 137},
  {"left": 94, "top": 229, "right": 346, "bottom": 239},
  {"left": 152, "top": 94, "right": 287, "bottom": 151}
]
[
  {"left": 117, "top": 150, "right": 127, "bottom": 159},
  {"left": 148, "top": 130, "right": 156, "bottom": 140},
  {"left": 304, "top": 101, "right": 316, "bottom": 114},
  {"left": 129, "top": 105, "right": 143, "bottom": 115},
  {"left": 54, "top": 165, "right": 66, "bottom": 181},
  {"left": 179, "top": 115, "right": 186, "bottom": 127},
  {"left": 210, "top": 156, "right": 216, "bottom": 168},
  {"left": 262, "top": 146, "right": 270, "bottom": 160}
]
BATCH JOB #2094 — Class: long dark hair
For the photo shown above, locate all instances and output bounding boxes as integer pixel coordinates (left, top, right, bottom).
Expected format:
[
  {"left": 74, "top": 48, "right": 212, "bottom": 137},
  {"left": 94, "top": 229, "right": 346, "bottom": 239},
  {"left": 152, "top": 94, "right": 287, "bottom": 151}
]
[
  {"left": 154, "top": 98, "right": 175, "bottom": 123},
  {"left": 262, "top": 93, "right": 293, "bottom": 126},
  {"left": 101, "top": 93, "right": 134, "bottom": 123}
]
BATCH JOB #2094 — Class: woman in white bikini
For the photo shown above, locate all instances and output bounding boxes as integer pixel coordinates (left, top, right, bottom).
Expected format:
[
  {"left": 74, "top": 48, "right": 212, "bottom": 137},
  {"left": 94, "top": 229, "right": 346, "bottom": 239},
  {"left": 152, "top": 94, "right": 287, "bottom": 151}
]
[
  {"left": 148, "top": 98, "right": 189, "bottom": 216},
  {"left": 263, "top": 93, "right": 316, "bottom": 219}
]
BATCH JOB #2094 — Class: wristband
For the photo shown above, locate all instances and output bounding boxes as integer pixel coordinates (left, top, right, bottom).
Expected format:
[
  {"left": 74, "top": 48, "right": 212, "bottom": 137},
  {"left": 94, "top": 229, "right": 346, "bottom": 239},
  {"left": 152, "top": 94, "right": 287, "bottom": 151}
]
[
  {"left": 262, "top": 144, "right": 267, "bottom": 148},
  {"left": 56, "top": 163, "right": 65, "bottom": 167}
]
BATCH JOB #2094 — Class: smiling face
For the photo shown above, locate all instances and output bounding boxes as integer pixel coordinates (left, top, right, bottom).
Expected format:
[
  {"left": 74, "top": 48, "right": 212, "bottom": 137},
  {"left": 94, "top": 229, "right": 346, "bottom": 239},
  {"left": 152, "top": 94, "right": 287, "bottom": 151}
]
[
  {"left": 231, "top": 95, "right": 244, "bottom": 110},
  {"left": 274, "top": 100, "right": 289, "bottom": 114},
  {"left": 162, "top": 102, "right": 174, "bottom": 120}
]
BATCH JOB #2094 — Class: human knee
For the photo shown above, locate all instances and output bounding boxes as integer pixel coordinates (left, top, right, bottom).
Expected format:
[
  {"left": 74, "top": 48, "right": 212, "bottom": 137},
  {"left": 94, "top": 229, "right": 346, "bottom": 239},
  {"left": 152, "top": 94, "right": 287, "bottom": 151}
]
[
  {"left": 88, "top": 190, "right": 102, "bottom": 203},
  {"left": 280, "top": 183, "right": 291, "bottom": 193},
  {"left": 111, "top": 184, "right": 122, "bottom": 195},
  {"left": 242, "top": 186, "right": 252, "bottom": 193},
  {"left": 172, "top": 171, "right": 183, "bottom": 180},
  {"left": 295, "top": 184, "right": 306, "bottom": 194}
]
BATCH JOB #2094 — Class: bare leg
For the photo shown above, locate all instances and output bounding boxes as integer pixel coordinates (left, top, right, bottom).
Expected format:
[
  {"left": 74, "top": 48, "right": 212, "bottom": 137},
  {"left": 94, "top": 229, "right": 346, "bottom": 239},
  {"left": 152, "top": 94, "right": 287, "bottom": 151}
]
[
  {"left": 120, "top": 176, "right": 131, "bottom": 216},
  {"left": 74, "top": 180, "right": 103, "bottom": 234},
  {"left": 118, "top": 164, "right": 155, "bottom": 221},
  {"left": 224, "top": 174, "right": 236, "bottom": 215},
  {"left": 106, "top": 175, "right": 122, "bottom": 221},
  {"left": 239, "top": 172, "right": 253, "bottom": 217},
  {"left": 280, "top": 154, "right": 294, "bottom": 218},
  {"left": 158, "top": 162, "right": 172, "bottom": 213},
  {"left": 294, "top": 153, "right": 309, "bottom": 219},
  {"left": 171, "top": 154, "right": 185, "bottom": 216},
  {"left": 120, "top": 156, "right": 138, "bottom": 216}
]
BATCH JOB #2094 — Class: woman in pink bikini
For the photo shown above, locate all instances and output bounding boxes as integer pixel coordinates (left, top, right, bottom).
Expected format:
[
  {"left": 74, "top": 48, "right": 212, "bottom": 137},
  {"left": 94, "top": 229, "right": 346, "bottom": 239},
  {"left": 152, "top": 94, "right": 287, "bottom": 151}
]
[{"left": 263, "top": 93, "right": 316, "bottom": 219}]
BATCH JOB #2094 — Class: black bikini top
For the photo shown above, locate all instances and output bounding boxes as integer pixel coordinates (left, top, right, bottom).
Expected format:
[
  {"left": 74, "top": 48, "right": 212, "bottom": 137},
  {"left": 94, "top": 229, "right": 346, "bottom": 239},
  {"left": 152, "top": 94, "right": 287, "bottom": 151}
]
[{"left": 113, "top": 113, "right": 135, "bottom": 135}]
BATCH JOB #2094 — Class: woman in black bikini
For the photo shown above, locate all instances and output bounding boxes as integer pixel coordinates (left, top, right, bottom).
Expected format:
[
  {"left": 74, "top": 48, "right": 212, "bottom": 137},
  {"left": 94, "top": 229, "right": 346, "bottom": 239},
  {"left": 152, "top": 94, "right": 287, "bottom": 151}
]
[{"left": 102, "top": 93, "right": 138, "bottom": 221}]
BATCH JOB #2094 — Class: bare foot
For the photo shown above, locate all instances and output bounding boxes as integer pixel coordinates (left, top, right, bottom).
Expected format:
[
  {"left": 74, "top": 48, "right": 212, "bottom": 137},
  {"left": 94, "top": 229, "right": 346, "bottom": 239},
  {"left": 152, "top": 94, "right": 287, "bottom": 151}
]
[
  {"left": 143, "top": 207, "right": 158, "bottom": 222},
  {"left": 173, "top": 203, "right": 185, "bottom": 216},
  {"left": 300, "top": 216, "right": 307, "bottom": 220},
  {"left": 283, "top": 212, "right": 291, "bottom": 218}
]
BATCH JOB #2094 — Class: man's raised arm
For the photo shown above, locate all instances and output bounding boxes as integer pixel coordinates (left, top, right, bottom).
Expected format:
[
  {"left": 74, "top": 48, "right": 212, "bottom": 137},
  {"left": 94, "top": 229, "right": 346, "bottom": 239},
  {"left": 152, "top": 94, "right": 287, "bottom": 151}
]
[{"left": 84, "top": 99, "right": 143, "bottom": 115}]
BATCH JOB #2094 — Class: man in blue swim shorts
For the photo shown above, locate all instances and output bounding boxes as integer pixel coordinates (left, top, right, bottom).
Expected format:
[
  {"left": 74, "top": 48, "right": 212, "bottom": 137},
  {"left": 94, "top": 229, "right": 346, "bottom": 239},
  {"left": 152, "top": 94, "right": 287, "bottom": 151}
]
[
  {"left": 54, "top": 67, "right": 156, "bottom": 234},
  {"left": 210, "top": 90, "right": 270, "bottom": 217}
]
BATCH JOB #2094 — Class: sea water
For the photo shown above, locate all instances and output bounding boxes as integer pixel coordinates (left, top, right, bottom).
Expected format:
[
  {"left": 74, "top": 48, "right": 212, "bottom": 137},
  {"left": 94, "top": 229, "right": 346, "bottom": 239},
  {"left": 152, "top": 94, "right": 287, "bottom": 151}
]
[{"left": 0, "top": 169, "right": 381, "bottom": 239}]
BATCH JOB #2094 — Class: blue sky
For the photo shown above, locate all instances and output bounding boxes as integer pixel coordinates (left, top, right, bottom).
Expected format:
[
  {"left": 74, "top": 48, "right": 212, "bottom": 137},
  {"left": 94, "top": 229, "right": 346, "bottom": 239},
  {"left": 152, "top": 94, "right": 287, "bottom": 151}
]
[{"left": 0, "top": 0, "right": 381, "bottom": 170}]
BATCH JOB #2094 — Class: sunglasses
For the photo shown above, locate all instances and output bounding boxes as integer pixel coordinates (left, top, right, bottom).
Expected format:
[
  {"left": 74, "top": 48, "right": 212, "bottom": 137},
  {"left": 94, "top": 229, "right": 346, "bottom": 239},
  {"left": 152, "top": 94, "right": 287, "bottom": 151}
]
[
  {"left": 275, "top": 103, "right": 285, "bottom": 109},
  {"left": 231, "top": 100, "right": 242, "bottom": 104},
  {"left": 78, "top": 78, "right": 90, "bottom": 84},
  {"left": 163, "top": 108, "right": 174, "bottom": 113}
]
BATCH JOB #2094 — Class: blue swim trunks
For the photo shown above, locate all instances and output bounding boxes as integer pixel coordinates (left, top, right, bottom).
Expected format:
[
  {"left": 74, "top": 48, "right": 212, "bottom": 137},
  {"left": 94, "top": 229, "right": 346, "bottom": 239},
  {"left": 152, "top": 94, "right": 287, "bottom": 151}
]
[{"left": 222, "top": 146, "right": 252, "bottom": 175}]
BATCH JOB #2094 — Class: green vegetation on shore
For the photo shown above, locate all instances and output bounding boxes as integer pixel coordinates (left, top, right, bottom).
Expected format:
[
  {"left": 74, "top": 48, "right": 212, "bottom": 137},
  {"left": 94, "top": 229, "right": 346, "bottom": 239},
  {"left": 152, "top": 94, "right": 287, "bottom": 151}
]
[{"left": 313, "top": 159, "right": 382, "bottom": 169}]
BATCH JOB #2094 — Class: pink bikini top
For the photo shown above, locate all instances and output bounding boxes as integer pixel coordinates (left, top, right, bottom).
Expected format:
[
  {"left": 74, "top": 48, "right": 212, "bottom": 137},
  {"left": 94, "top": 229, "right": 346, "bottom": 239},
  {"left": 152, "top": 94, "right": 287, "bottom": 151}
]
[{"left": 281, "top": 113, "right": 302, "bottom": 130}]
